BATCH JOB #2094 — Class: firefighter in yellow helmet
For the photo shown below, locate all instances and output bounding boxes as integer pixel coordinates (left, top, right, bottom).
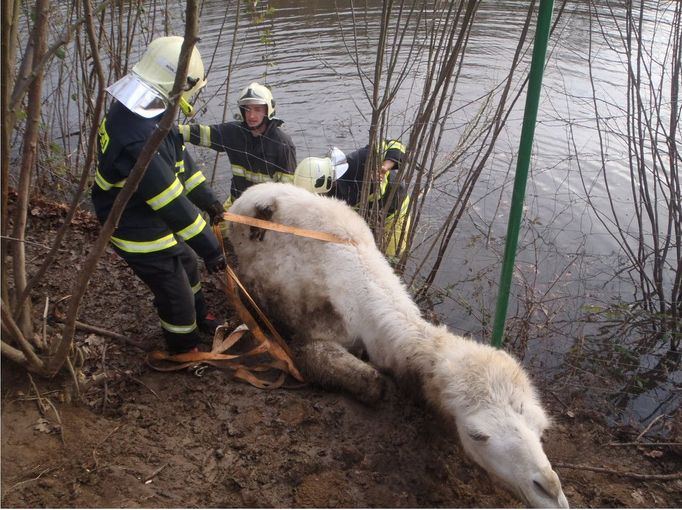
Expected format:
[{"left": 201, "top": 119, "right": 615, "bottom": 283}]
[
  {"left": 294, "top": 140, "right": 411, "bottom": 258},
  {"left": 178, "top": 81, "right": 297, "bottom": 210},
  {"left": 91, "top": 36, "right": 226, "bottom": 354}
]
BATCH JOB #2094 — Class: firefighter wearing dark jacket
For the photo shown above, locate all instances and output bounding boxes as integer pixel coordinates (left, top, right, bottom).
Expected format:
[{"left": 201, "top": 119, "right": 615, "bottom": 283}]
[
  {"left": 179, "top": 82, "right": 297, "bottom": 209},
  {"left": 91, "top": 36, "right": 226, "bottom": 354},
  {"left": 293, "top": 140, "right": 410, "bottom": 258}
]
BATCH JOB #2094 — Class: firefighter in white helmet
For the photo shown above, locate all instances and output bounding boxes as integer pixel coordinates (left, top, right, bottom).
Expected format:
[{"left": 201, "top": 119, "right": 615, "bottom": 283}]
[
  {"left": 179, "top": 81, "right": 297, "bottom": 212},
  {"left": 91, "top": 36, "right": 226, "bottom": 354},
  {"left": 294, "top": 141, "right": 411, "bottom": 258}
]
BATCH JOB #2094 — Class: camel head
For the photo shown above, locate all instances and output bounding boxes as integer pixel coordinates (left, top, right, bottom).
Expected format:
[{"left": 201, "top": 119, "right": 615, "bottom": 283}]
[{"left": 455, "top": 403, "right": 569, "bottom": 508}]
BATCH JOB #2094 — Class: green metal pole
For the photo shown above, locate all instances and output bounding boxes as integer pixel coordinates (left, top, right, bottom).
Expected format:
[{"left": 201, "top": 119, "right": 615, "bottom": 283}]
[{"left": 491, "top": 0, "right": 554, "bottom": 348}]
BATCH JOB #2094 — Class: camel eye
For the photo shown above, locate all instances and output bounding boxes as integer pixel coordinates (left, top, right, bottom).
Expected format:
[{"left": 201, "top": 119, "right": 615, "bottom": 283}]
[
  {"left": 469, "top": 431, "right": 490, "bottom": 442},
  {"left": 533, "top": 480, "right": 553, "bottom": 500}
]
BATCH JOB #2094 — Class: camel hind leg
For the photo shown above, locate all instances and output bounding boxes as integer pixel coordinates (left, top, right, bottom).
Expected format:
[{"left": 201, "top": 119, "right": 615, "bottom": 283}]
[{"left": 293, "top": 339, "right": 386, "bottom": 404}]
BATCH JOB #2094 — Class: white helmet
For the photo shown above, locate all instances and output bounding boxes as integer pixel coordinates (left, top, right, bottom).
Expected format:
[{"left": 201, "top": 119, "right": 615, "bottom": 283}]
[
  {"left": 237, "top": 82, "right": 276, "bottom": 120},
  {"left": 107, "top": 36, "right": 207, "bottom": 118},
  {"left": 293, "top": 147, "right": 349, "bottom": 194}
]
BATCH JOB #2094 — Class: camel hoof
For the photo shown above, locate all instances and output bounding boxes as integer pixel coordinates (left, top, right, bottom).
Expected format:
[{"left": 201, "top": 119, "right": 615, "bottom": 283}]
[{"left": 356, "top": 372, "right": 387, "bottom": 404}]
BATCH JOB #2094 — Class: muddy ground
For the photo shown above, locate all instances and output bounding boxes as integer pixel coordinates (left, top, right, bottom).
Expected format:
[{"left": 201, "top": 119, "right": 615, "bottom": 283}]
[{"left": 2, "top": 196, "right": 681, "bottom": 508}]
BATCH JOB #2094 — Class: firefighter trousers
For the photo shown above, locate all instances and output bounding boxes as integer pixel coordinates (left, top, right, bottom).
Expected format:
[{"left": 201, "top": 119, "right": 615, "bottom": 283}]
[{"left": 125, "top": 242, "right": 208, "bottom": 353}]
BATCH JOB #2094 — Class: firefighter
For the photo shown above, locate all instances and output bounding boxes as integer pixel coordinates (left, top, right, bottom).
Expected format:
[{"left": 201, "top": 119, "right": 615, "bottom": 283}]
[
  {"left": 178, "top": 81, "right": 297, "bottom": 210},
  {"left": 294, "top": 140, "right": 411, "bottom": 258},
  {"left": 91, "top": 36, "right": 226, "bottom": 354}
]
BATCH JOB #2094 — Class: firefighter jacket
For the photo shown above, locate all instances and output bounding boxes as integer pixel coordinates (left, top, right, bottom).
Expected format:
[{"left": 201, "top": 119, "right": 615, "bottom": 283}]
[
  {"left": 332, "top": 139, "right": 407, "bottom": 214},
  {"left": 332, "top": 139, "right": 410, "bottom": 257},
  {"left": 91, "top": 100, "right": 221, "bottom": 262},
  {"left": 179, "top": 119, "right": 297, "bottom": 201}
]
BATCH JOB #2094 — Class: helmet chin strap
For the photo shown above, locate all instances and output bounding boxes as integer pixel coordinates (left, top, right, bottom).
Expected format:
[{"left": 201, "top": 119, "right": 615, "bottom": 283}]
[{"left": 179, "top": 97, "right": 194, "bottom": 117}]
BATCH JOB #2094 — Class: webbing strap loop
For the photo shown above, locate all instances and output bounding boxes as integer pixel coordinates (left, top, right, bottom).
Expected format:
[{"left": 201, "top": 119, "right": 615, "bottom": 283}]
[{"left": 145, "top": 226, "right": 305, "bottom": 390}]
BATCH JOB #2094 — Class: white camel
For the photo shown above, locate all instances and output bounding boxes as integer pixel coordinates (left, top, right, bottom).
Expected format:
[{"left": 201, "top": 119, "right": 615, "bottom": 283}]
[{"left": 228, "top": 182, "right": 569, "bottom": 508}]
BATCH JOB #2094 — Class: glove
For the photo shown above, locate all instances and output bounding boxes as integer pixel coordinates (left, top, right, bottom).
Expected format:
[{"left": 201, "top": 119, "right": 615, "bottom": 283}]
[
  {"left": 205, "top": 253, "right": 226, "bottom": 274},
  {"left": 206, "top": 200, "right": 225, "bottom": 226}
]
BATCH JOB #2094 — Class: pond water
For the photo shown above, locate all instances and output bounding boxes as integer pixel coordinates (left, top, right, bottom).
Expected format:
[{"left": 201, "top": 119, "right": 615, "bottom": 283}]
[{"left": 41, "top": 0, "right": 680, "bottom": 428}]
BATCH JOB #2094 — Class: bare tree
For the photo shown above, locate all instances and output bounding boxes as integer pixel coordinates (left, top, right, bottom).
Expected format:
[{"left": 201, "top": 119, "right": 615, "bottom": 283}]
[
  {"left": 1, "top": 0, "right": 202, "bottom": 378},
  {"left": 581, "top": 1, "right": 680, "bottom": 354}
]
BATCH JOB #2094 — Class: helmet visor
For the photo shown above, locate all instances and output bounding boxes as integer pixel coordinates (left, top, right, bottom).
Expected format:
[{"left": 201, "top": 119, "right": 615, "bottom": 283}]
[
  {"left": 238, "top": 98, "right": 268, "bottom": 107},
  {"left": 329, "top": 147, "right": 349, "bottom": 179},
  {"left": 106, "top": 74, "right": 166, "bottom": 118}
]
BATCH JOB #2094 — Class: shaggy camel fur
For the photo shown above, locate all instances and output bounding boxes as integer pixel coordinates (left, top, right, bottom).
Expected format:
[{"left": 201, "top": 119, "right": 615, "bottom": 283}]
[{"left": 228, "top": 182, "right": 569, "bottom": 508}]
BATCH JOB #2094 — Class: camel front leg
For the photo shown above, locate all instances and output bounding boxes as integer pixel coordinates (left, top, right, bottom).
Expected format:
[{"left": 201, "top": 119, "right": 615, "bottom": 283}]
[{"left": 294, "top": 340, "right": 386, "bottom": 404}]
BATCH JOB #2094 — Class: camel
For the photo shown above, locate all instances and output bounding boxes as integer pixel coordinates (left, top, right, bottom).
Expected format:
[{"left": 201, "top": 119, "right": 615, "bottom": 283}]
[{"left": 228, "top": 182, "right": 569, "bottom": 508}]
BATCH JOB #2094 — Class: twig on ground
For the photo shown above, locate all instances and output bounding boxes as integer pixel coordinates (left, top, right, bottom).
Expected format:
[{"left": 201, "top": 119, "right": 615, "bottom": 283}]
[
  {"left": 52, "top": 314, "right": 145, "bottom": 349},
  {"left": 607, "top": 442, "right": 682, "bottom": 447},
  {"left": 27, "top": 373, "right": 48, "bottom": 415},
  {"left": 101, "top": 343, "right": 109, "bottom": 413},
  {"left": 41, "top": 296, "right": 49, "bottom": 350},
  {"left": 41, "top": 397, "right": 66, "bottom": 446},
  {"left": 10, "top": 389, "right": 62, "bottom": 403},
  {"left": 636, "top": 414, "right": 665, "bottom": 441},
  {"left": 554, "top": 462, "right": 682, "bottom": 480},
  {"left": 65, "top": 356, "right": 81, "bottom": 401},
  {"left": 75, "top": 320, "right": 145, "bottom": 348},
  {"left": 0, "top": 463, "right": 65, "bottom": 503},
  {"left": 549, "top": 390, "right": 569, "bottom": 410},
  {"left": 0, "top": 235, "right": 51, "bottom": 250},
  {"left": 92, "top": 424, "right": 124, "bottom": 470},
  {"left": 98, "top": 424, "right": 124, "bottom": 446},
  {"left": 125, "top": 374, "right": 161, "bottom": 399},
  {"left": 28, "top": 373, "right": 66, "bottom": 444},
  {"left": 144, "top": 463, "right": 168, "bottom": 484}
]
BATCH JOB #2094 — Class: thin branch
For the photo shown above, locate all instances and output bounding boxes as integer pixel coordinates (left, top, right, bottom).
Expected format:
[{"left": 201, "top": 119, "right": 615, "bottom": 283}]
[
  {"left": 554, "top": 462, "right": 682, "bottom": 481},
  {"left": 0, "top": 340, "right": 27, "bottom": 365},
  {"left": 1, "top": 300, "right": 44, "bottom": 369},
  {"left": 13, "top": 0, "right": 109, "bottom": 315}
]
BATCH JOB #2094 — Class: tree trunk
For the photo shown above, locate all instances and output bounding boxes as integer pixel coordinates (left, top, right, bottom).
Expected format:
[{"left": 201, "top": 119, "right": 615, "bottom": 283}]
[
  {"left": 11, "top": 0, "right": 51, "bottom": 339},
  {"left": 1, "top": 0, "right": 21, "bottom": 309}
]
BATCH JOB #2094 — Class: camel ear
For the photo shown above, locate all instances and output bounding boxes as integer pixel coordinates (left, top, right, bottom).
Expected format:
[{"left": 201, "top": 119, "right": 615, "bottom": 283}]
[
  {"left": 249, "top": 203, "right": 277, "bottom": 241},
  {"left": 255, "top": 203, "right": 275, "bottom": 221},
  {"left": 468, "top": 430, "right": 490, "bottom": 442}
]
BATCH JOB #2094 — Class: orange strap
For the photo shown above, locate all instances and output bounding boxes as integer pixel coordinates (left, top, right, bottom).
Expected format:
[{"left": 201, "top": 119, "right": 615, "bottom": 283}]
[
  {"left": 146, "top": 324, "right": 301, "bottom": 389},
  {"left": 213, "top": 222, "right": 304, "bottom": 382},
  {"left": 222, "top": 211, "right": 356, "bottom": 246},
  {"left": 145, "top": 223, "right": 308, "bottom": 389}
]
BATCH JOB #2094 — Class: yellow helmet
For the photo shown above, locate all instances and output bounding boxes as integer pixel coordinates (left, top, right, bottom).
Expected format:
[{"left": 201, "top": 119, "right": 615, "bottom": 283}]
[
  {"left": 293, "top": 147, "right": 349, "bottom": 194},
  {"left": 237, "top": 82, "right": 276, "bottom": 120},
  {"left": 107, "top": 36, "right": 206, "bottom": 117},
  {"left": 294, "top": 157, "right": 334, "bottom": 194}
]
